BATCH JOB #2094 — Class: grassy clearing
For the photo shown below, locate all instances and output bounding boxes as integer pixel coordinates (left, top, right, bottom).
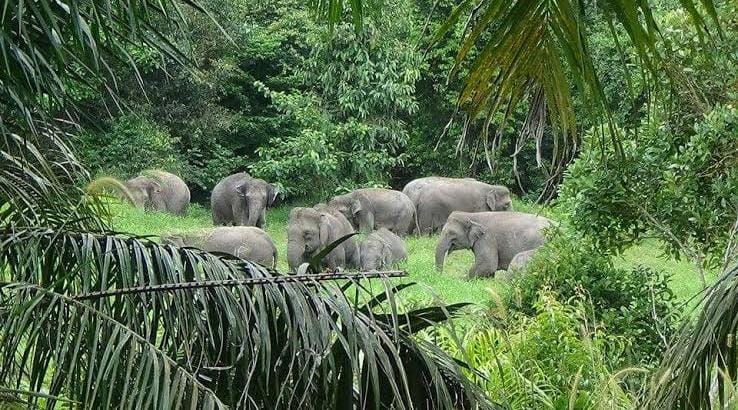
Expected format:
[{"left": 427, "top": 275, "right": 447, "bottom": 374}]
[{"left": 106, "top": 199, "right": 708, "bottom": 306}]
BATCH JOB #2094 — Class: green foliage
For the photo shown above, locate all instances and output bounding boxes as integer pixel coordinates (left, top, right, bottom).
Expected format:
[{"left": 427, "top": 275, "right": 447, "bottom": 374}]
[
  {"left": 251, "top": 20, "right": 421, "bottom": 198},
  {"left": 511, "top": 233, "right": 679, "bottom": 367},
  {"left": 560, "top": 105, "right": 738, "bottom": 272},
  {"left": 430, "top": 292, "right": 636, "bottom": 408},
  {"left": 78, "top": 115, "right": 182, "bottom": 178}
]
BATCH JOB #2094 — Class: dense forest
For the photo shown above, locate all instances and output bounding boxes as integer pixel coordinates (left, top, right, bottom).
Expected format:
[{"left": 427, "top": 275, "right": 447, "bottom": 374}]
[{"left": 1, "top": 0, "right": 738, "bottom": 408}]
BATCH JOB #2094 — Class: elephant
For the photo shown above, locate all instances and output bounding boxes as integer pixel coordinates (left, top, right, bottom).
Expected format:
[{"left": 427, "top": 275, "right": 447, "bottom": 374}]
[
  {"left": 402, "top": 176, "right": 474, "bottom": 205},
  {"left": 435, "top": 211, "right": 552, "bottom": 278},
  {"left": 313, "top": 203, "right": 360, "bottom": 268},
  {"left": 509, "top": 249, "right": 537, "bottom": 271},
  {"left": 328, "top": 188, "right": 416, "bottom": 236},
  {"left": 211, "top": 172, "right": 278, "bottom": 228},
  {"left": 125, "top": 170, "right": 190, "bottom": 215},
  {"left": 358, "top": 228, "right": 407, "bottom": 271},
  {"left": 161, "top": 226, "right": 278, "bottom": 268},
  {"left": 287, "top": 207, "right": 355, "bottom": 271},
  {"left": 415, "top": 180, "right": 513, "bottom": 234}
]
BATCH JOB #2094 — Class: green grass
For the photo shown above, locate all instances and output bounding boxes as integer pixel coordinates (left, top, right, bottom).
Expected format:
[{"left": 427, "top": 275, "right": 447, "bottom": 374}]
[{"left": 106, "top": 199, "right": 710, "bottom": 307}]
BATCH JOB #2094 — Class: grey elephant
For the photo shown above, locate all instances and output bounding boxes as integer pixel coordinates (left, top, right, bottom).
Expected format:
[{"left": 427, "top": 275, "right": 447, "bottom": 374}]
[
  {"left": 509, "top": 249, "right": 537, "bottom": 271},
  {"left": 161, "top": 226, "right": 278, "bottom": 268},
  {"left": 415, "top": 180, "right": 513, "bottom": 234},
  {"left": 328, "top": 188, "right": 416, "bottom": 236},
  {"left": 211, "top": 172, "right": 277, "bottom": 228},
  {"left": 402, "top": 176, "right": 474, "bottom": 205},
  {"left": 313, "top": 203, "right": 360, "bottom": 268},
  {"left": 125, "top": 170, "right": 190, "bottom": 215},
  {"left": 358, "top": 228, "right": 407, "bottom": 271},
  {"left": 287, "top": 207, "right": 355, "bottom": 271},
  {"left": 435, "top": 211, "right": 552, "bottom": 278}
]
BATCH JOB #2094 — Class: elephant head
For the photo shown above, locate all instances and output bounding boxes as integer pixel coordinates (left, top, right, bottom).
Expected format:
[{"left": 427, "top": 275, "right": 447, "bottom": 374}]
[
  {"left": 287, "top": 208, "right": 335, "bottom": 271},
  {"left": 125, "top": 176, "right": 165, "bottom": 211},
  {"left": 486, "top": 186, "right": 513, "bottom": 211},
  {"left": 360, "top": 239, "right": 391, "bottom": 271},
  {"left": 435, "top": 213, "right": 486, "bottom": 272},
  {"left": 235, "top": 179, "right": 278, "bottom": 226},
  {"left": 329, "top": 193, "right": 371, "bottom": 231}
]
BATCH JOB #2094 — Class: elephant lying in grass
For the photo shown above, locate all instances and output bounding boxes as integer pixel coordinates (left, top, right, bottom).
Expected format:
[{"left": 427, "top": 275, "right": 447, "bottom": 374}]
[
  {"left": 435, "top": 211, "right": 552, "bottom": 278},
  {"left": 88, "top": 170, "right": 190, "bottom": 215},
  {"left": 358, "top": 228, "right": 407, "bottom": 271},
  {"left": 161, "top": 226, "right": 278, "bottom": 268}
]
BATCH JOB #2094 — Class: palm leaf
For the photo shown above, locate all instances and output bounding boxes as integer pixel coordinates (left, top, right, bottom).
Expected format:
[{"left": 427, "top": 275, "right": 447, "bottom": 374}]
[
  {"left": 647, "top": 265, "right": 738, "bottom": 408},
  {"left": 0, "top": 228, "right": 493, "bottom": 408},
  {"left": 433, "top": 0, "right": 720, "bottom": 178}
]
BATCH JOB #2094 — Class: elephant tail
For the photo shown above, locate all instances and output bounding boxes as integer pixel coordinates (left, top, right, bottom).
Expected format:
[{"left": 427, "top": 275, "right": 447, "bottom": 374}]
[
  {"left": 272, "top": 246, "right": 278, "bottom": 269},
  {"left": 412, "top": 206, "right": 420, "bottom": 236},
  {"left": 86, "top": 176, "right": 136, "bottom": 206}
]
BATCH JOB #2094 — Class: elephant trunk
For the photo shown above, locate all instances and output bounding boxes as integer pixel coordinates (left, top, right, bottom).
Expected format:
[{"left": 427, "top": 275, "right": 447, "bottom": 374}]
[
  {"left": 287, "top": 240, "right": 304, "bottom": 272},
  {"left": 247, "top": 199, "right": 261, "bottom": 227},
  {"left": 435, "top": 236, "right": 451, "bottom": 272}
]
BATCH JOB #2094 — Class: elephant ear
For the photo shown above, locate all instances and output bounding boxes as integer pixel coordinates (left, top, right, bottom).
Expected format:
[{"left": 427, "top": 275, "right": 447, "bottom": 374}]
[
  {"left": 350, "top": 196, "right": 364, "bottom": 217},
  {"left": 266, "top": 184, "right": 278, "bottom": 207},
  {"left": 318, "top": 213, "right": 333, "bottom": 244},
  {"left": 381, "top": 241, "right": 393, "bottom": 267},
  {"left": 468, "top": 221, "right": 486, "bottom": 244},
  {"left": 485, "top": 190, "right": 497, "bottom": 211}
]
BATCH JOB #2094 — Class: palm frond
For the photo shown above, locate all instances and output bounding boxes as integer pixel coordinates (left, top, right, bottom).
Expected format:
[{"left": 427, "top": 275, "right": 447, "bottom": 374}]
[
  {"left": 647, "top": 264, "right": 738, "bottom": 408},
  {"left": 0, "top": 0, "right": 207, "bottom": 133},
  {"left": 0, "top": 228, "right": 494, "bottom": 408},
  {"left": 0, "top": 128, "right": 104, "bottom": 231},
  {"left": 435, "top": 0, "right": 720, "bottom": 171}
]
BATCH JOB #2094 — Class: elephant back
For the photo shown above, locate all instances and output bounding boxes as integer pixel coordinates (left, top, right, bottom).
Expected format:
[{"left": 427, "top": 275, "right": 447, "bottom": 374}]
[{"left": 149, "top": 170, "right": 190, "bottom": 215}]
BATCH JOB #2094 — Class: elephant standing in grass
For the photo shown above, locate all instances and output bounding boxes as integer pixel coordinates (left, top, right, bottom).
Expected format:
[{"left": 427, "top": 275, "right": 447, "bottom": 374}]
[
  {"left": 329, "top": 188, "right": 416, "bottom": 236},
  {"left": 435, "top": 211, "right": 552, "bottom": 278},
  {"left": 313, "top": 203, "right": 359, "bottom": 268},
  {"left": 402, "top": 176, "right": 474, "bottom": 204},
  {"left": 415, "top": 180, "right": 512, "bottom": 234},
  {"left": 161, "top": 227, "right": 278, "bottom": 268},
  {"left": 358, "top": 228, "right": 407, "bottom": 271},
  {"left": 211, "top": 172, "right": 277, "bottom": 228},
  {"left": 287, "top": 207, "right": 355, "bottom": 271},
  {"left": 124, "top": 170, "right": 190, "bottom": 215}
]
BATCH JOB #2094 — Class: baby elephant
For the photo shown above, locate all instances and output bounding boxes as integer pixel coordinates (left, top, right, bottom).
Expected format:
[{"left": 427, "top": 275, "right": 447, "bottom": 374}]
[
  {"left": 509, "top": 249, "right": 537, "bottom": 271},
  {"left": 161, "top": 226, "right": 278, "bottom": 268},
  {"left": 435, "top": 211, "right": 553, "bottom": 278},
  {"left": 358, "top": 228, "right": 407, "bottom": 271}
]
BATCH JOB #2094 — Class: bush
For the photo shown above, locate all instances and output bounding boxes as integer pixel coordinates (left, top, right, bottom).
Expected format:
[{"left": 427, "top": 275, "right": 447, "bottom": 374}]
[
  {"left": 559, "top": 105, "right": 738, "bottom": 274},
  {"left": 78, "top": 115, "right": 181, "bottom": 178},
  {"left": 510, "top": 233, "right": 679, "bottom": 367},
  {"left": 429, "top": 292, "right": 636, "bottom": 408}
]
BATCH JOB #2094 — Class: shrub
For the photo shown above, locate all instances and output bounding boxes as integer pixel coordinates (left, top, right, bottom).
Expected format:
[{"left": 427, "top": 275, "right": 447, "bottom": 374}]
[
  {"left": 429, "top": 292, "right": 636, "bottom": 408},
  {"left": 510, "top": 233, "right": 679, "bottom": 367},
  {"left": 78, "top": 114, "right": 181, "bottom": 178},
  {"left": 560, "top": 105, "right": 738, "bottom": 279}
]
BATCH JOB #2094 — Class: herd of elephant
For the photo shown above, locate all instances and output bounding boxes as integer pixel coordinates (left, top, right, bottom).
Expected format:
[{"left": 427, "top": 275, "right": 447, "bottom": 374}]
[{"left": 120, "top": 171, "right": 554, "bottom": 277}]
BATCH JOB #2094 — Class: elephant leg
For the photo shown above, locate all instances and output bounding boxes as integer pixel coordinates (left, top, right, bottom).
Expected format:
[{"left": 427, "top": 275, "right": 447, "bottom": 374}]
[
  {"left": 469, "top": 240, "right": 498, "bottom": 278},
  {"left": 256, "top": 209, "right": 266, "bottom": 228},
  {"left": 232, "top": 201, "right": 247, "bottom": 226}
]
